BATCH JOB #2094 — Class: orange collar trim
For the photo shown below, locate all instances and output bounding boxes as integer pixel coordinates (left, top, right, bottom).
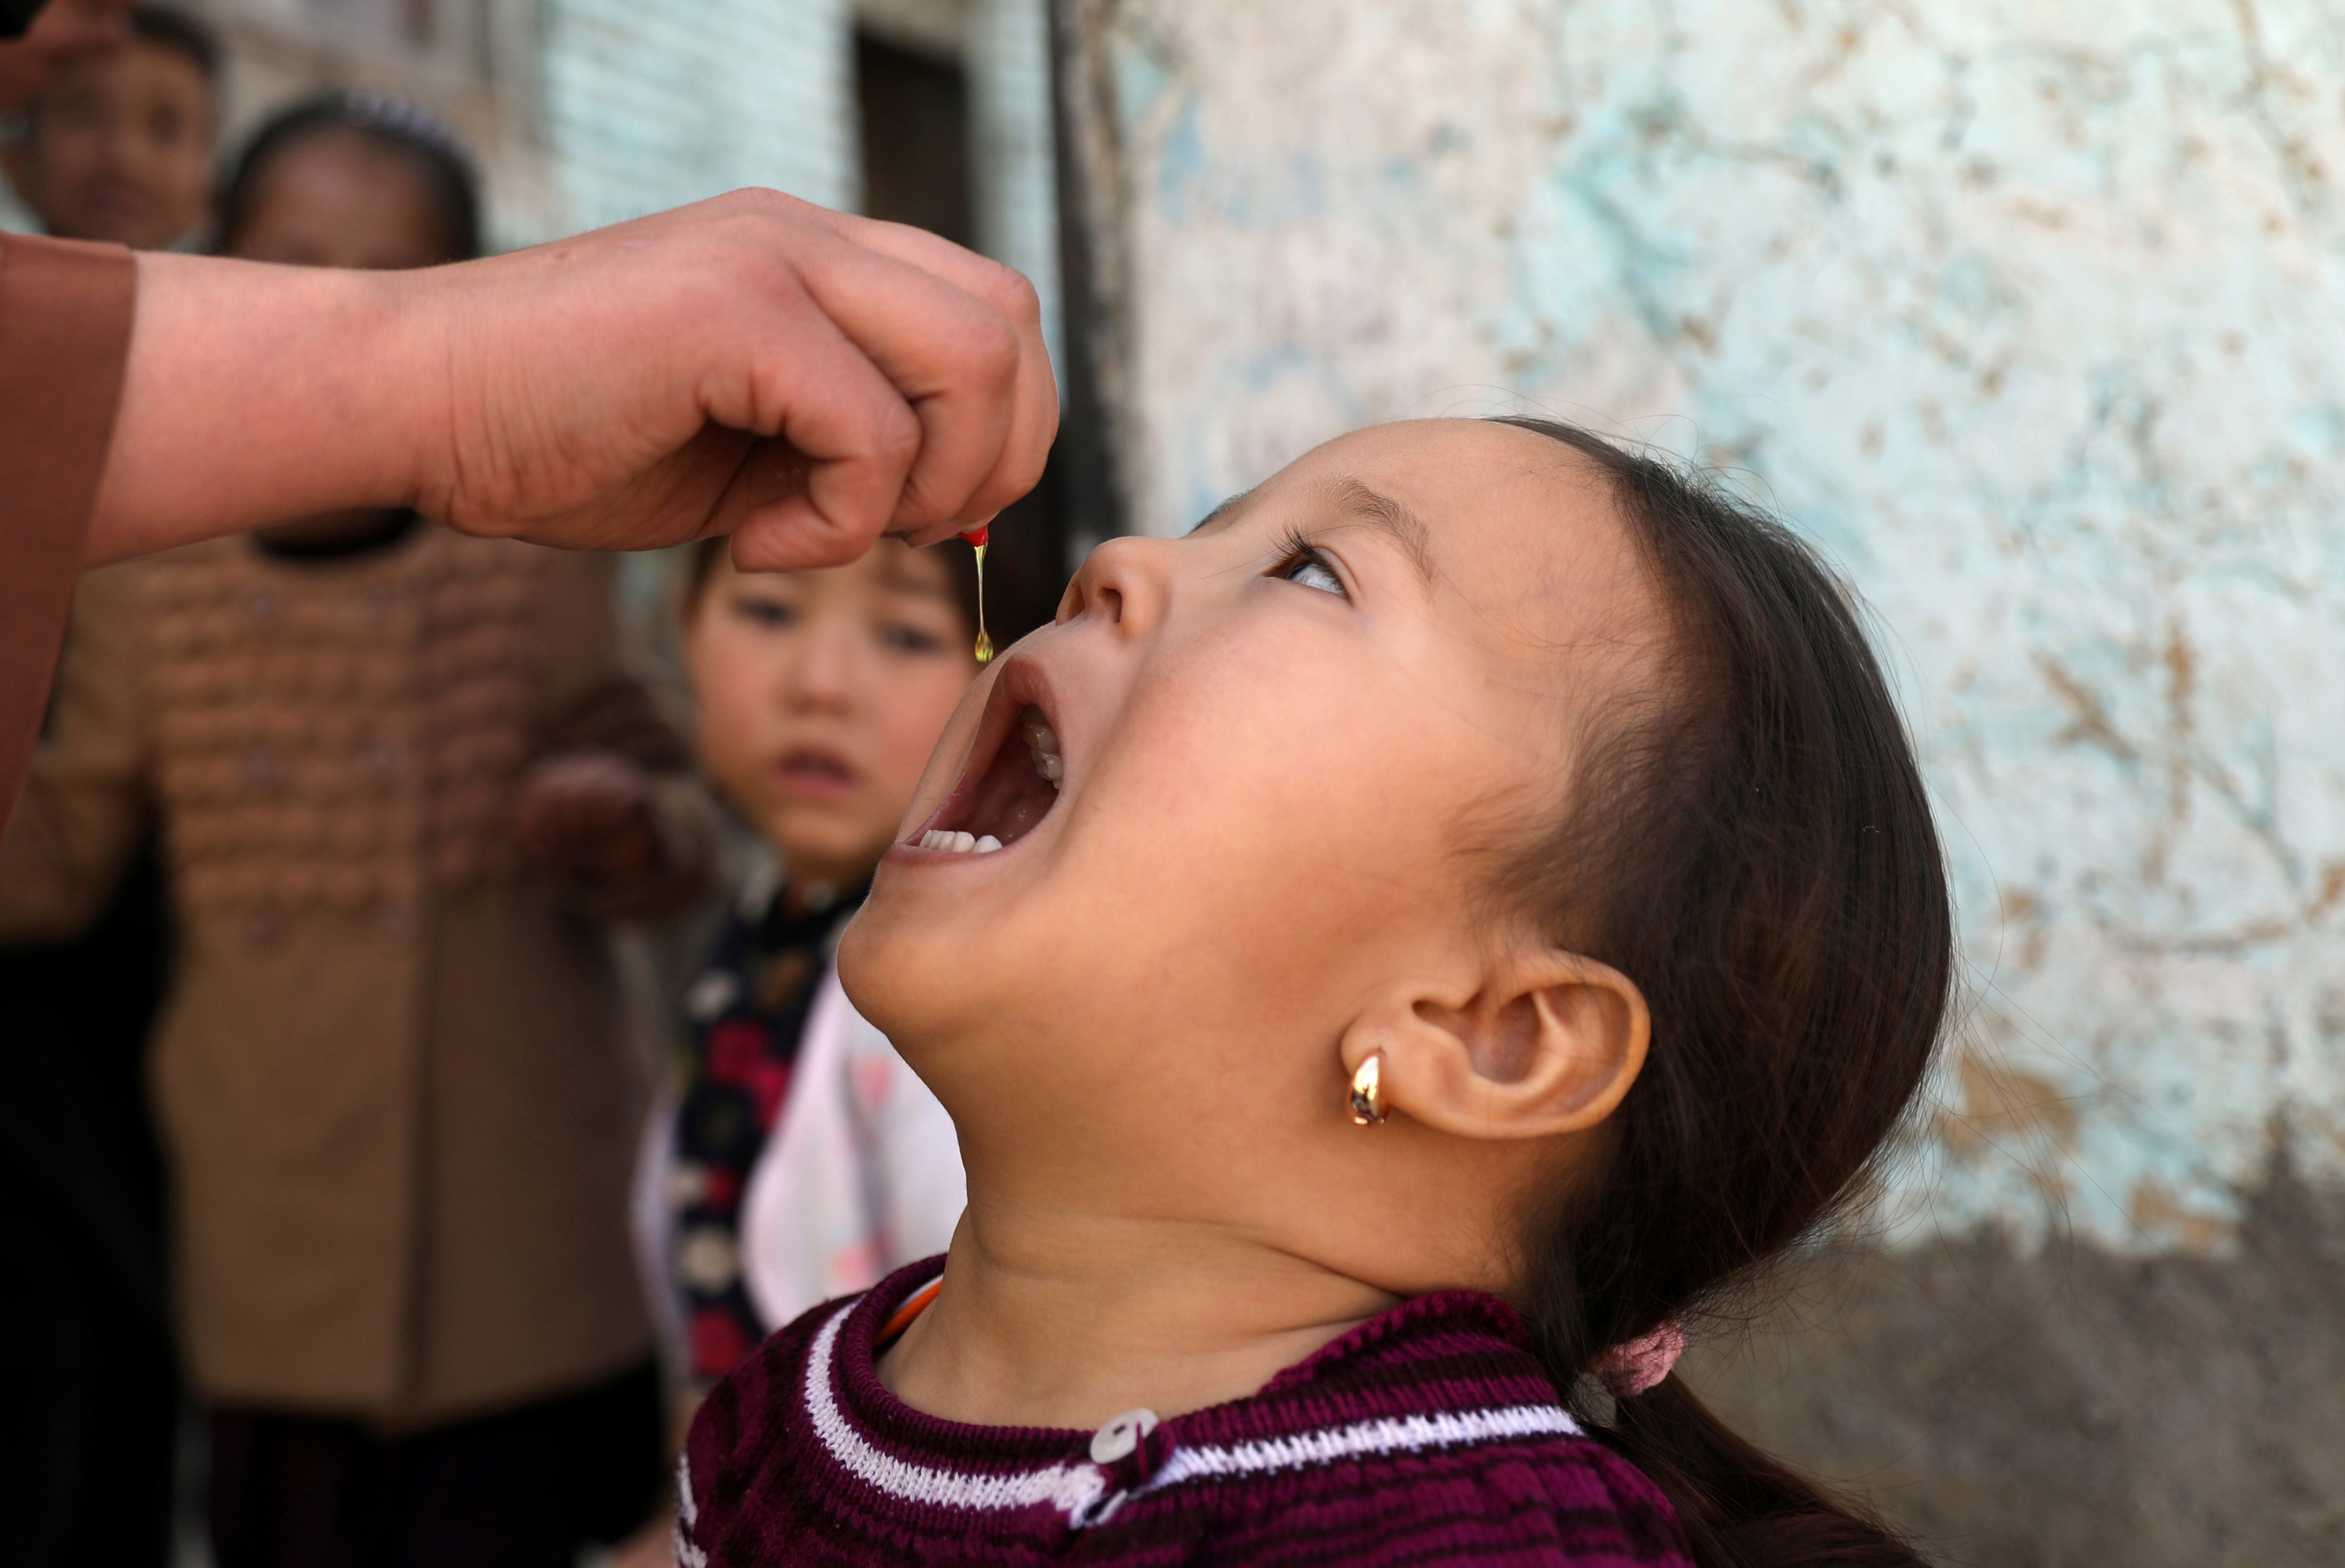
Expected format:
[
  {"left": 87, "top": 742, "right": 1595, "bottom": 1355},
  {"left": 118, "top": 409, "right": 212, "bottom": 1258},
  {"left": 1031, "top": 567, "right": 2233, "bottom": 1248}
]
[{"left": 875, "top": 1277, "right": 943, "bottom": 1350}]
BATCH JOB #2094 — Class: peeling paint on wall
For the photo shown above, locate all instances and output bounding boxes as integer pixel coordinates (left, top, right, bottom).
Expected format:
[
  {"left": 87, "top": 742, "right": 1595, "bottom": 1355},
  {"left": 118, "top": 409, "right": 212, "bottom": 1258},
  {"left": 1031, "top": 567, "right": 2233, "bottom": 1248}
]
[{"left": 1070, "top": 0, "right": 2345, "bottom": 1256}]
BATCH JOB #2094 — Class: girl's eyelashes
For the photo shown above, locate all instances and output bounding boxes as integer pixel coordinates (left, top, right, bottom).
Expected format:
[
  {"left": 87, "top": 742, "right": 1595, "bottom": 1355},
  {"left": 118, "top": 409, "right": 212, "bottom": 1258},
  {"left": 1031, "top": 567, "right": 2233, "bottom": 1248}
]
[
  {"left": 734, "top": 595, "right": 798, "bottom": 629},
  {"left": 1271, "top": 527, "right": 1349, "bottom": 599},
  {"left": 880, "top": 622, "right": 948, "bottom": 655}
]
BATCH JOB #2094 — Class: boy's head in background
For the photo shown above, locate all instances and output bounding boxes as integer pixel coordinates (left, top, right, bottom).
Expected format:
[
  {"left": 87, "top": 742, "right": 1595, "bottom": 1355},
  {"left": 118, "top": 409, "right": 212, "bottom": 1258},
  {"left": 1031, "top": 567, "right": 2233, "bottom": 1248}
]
[
  {"left": 216, "top": 90, "right": 480, "bottom": 268},
  {"left": 218, "top": 93, "right": 482, "bottom": 553},
  {"left": 682, "top": 527, "right": 1061, "bottom": 900},
  {"left": 3, "top": 4, "right": 215, "bottom": 250}
]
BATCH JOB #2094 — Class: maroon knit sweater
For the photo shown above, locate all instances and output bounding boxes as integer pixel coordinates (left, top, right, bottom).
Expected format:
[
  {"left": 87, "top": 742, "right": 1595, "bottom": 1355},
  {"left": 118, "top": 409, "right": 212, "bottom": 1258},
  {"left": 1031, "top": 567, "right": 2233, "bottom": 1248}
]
[{"left": 679, "top": 1259, "right": 1694, "bottom": 1566}]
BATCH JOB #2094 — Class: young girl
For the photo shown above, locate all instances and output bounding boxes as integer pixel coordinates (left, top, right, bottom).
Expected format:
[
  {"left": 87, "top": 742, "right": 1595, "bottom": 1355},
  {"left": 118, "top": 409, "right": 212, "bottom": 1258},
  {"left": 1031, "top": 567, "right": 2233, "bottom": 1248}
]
[
  {"left": 617, "top": 522, "right": 1060, "bottom": 1567},
  {"left": 642, "top": 535, "right": 987, "bottom": 1385},
  {"left": 677, "top": 417, "right": 1953, "bottom": 1566}
]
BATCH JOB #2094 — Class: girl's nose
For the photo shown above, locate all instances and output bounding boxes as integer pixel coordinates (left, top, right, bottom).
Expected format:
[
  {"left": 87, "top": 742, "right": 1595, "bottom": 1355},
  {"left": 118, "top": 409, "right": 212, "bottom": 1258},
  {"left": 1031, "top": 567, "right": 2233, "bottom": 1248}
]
[
  {"left": 1059, "top": 533, "right": 1173, "bottom": 641},
  {"left": 782, "top": 624, "right": 859, "bottom": 711}
]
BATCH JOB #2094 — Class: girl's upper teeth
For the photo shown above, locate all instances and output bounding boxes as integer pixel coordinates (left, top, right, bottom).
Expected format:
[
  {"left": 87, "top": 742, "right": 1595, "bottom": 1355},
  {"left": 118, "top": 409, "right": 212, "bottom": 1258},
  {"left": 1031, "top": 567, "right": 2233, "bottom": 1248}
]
[
  {"left": 918, "top": 829, "right": 1003, "bottom": 854},
  {"left": 915, "top": 709, "right": 1064, "bottom": 854},
  {"left": 1022, "top": 710, "right": 1063, "bottom": 787}
]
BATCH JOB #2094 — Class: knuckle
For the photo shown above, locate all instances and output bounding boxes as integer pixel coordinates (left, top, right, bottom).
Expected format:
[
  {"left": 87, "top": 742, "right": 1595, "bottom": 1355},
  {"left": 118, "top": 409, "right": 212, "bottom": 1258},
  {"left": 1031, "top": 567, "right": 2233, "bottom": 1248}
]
[
  {"left": 873, "top": 399, "right": 924, "bottom": 462},
  {"left": 965, "top": 311, "right": 1022, "bottom": 383},
  {"left": 973, "top": 257, "right": 1043, "bottom": 324}
]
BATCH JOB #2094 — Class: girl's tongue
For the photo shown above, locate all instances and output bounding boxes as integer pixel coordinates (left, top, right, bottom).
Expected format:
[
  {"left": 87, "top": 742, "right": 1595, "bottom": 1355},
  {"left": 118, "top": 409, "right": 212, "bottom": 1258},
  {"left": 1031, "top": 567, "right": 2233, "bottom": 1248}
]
[{"left": 914, "top": 705, "right": 1061, "bottom": 855}]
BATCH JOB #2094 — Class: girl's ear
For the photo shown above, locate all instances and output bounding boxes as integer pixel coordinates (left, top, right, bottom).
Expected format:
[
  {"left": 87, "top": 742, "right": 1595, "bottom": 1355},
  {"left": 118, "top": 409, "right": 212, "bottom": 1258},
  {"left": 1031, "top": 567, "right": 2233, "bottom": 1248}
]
[{"left": 1340, "top": 951, "right": 1650, "bottom": 1141}]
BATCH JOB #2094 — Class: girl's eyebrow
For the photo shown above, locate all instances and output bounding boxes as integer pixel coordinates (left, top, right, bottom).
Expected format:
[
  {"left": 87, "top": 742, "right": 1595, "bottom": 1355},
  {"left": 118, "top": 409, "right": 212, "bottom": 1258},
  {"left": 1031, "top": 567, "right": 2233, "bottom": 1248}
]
[
  {"left": 878, "top": 564, "right": 954, "bottom": 599},
  {"left": 1187, "top": 492, "right": 1251, "bottom": 535},
  {"left": 1187, "top": 477, "right": 1437, "bottom": 587},
  {"left": 1324, "top": 477, "right": 1438, "bottom": 587}
]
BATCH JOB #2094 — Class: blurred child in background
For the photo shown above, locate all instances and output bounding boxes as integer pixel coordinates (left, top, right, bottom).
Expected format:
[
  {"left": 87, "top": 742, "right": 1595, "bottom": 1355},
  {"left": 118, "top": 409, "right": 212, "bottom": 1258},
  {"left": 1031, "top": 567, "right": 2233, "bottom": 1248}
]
[
  {"left": 0, "top": 11, "right": 216, "bottom": 1565},
  {"left": 0, "top": 94, "right": 713, "bottom": 1568},
  {"left": 2, "top": 3, "right": 214, "bottom": 249},
  {"left": 615, "top": 525, "right": 1058, "bottom": 1565}
]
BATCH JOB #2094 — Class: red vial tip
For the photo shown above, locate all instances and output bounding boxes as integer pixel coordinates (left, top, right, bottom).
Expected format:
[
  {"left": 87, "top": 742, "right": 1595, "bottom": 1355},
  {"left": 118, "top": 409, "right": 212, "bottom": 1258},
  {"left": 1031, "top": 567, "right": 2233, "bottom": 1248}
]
[{"left": 960, "top": 525, "right": 990, "bottom": 547}]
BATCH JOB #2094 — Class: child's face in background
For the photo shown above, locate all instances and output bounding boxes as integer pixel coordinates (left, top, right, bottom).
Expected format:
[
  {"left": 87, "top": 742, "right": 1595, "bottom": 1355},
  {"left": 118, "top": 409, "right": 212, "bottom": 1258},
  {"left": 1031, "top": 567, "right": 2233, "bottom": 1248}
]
[
  {"left": 686, "top": 544, "right": 978, "bottom": 894},
  {"left": 4, "top": 39, "right": 212, "bottom": 250},
  {"left": 843, "top": 420, "right": 1663, "bottom": 1299},
  {"left": 224, "top": 127, "right": 445, "bottom": 270}
]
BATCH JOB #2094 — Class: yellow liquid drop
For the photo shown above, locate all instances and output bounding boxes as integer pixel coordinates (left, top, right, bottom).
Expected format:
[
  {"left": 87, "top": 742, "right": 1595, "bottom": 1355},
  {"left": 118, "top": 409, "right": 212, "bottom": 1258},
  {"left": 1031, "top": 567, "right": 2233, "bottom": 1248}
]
[{"left": 972, "top": 540, "right": 994, "bottom": 664}]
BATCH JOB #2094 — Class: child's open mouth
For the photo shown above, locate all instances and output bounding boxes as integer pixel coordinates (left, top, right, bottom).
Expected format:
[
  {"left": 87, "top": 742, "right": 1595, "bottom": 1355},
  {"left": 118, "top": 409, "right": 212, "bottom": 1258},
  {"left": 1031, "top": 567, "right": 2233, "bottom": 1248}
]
[
  {"left": 775, "top": 745, "right": 858, "bottom": 799},
  {"left": 906, "top": 660, "right": 1064, "bottom": 856}
]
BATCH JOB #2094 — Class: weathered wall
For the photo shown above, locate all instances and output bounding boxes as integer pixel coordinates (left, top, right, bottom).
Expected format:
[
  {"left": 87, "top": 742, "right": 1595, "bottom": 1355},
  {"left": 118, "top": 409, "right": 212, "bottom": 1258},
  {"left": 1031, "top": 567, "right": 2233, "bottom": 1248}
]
[{"left": 1056, "top": 1, "right": 2345, "bottom": 1559}]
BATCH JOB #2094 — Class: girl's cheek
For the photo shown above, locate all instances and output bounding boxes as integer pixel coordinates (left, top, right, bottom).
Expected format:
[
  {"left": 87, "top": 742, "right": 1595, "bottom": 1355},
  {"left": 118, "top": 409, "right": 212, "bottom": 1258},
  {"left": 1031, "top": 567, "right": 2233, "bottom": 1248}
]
[{"left": 880, "top": 673, "right": 978, "bottom": 807}]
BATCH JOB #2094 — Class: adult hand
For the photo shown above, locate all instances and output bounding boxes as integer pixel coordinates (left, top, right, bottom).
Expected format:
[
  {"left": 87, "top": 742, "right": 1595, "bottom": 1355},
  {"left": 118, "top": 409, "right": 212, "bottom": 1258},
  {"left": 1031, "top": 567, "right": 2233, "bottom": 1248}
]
[
  {"left": 0, "top": 0, "right": 128, "bottom": 117},
  {"left": 89, "top": 190, "right": 1057, "bottom": 569},
  {"left": 515, "top": 751, "right": 662, "bottom": 884}
]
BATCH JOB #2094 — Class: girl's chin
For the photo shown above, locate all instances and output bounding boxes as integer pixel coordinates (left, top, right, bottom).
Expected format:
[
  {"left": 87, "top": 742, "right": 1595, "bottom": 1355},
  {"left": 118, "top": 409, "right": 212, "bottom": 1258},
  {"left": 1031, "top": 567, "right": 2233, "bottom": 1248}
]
[
  {"left": 765, "top": 819, "right": 893, "bottom": 884},
  {"left": 772, "top": 773, "right": 864, "bottom": 806}
]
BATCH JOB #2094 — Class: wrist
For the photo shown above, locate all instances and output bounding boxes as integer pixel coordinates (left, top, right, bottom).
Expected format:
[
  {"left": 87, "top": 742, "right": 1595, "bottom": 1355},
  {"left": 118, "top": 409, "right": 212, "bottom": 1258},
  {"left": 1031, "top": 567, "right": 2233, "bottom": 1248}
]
[
  {"left": 92, "top": 255, "right": 428, "bottom": 561},
  {"left": 362, "top": 261, "right": 467, "bottom": 528}
]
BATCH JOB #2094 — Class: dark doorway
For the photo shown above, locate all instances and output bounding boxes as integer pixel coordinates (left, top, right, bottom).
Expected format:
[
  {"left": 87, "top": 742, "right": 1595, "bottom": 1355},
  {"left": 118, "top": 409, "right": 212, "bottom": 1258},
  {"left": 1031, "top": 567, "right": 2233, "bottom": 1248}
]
[
  {"left": 855, "top": 27, "right": 1073, "bottom": 587},
  {"left": 855, "top": 33, "right": 975, "bottom": 249}
]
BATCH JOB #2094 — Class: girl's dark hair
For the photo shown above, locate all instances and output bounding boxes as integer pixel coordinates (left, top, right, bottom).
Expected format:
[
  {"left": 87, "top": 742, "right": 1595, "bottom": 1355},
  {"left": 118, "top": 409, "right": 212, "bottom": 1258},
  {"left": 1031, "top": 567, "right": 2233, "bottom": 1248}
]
[
  {"left": 216, "top": 92, "right": 482, "bottom": 263},
  {"left": 129, "top": 5, "right": 220, "bottom": 83},
  {"left": 1487, "top": 418, "right": 1951, "bottom": 1568}
]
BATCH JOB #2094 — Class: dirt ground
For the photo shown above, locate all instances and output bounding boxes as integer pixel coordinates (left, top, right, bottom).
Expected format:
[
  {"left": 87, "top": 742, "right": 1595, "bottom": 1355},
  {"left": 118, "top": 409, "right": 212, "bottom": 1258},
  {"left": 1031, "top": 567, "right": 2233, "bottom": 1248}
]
[{"left": 1681, "top": 1161, "right": 2345, "bottom": 1568}]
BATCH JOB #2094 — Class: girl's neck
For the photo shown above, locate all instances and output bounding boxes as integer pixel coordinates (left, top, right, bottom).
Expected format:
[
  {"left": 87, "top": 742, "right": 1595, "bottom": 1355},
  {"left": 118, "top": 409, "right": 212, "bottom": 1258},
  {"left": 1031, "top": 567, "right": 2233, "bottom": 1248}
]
[{"left": 877, "top": 1206, "right": 1399, "bottom": 1431}]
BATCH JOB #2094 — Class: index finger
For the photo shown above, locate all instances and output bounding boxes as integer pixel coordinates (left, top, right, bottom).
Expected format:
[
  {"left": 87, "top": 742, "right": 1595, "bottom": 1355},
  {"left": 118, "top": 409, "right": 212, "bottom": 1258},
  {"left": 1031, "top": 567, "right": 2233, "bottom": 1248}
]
[{"left": 801, "top": 209, "right": 1059, "bottom": 538}]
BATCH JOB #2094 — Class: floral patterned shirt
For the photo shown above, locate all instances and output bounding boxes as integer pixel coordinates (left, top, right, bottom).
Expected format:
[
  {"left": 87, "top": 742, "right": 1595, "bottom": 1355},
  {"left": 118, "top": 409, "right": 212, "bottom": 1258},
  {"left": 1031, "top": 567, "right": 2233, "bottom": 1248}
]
[{"left": 668, "top": 882, "right": 865, "bottom": 1384}]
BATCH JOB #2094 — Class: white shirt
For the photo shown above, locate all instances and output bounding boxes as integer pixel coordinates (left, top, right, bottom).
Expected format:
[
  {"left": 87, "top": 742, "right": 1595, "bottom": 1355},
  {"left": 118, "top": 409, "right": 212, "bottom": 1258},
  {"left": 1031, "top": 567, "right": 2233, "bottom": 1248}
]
[{"left": 633, "top": 964, "right": 967, "bottom": 1367}]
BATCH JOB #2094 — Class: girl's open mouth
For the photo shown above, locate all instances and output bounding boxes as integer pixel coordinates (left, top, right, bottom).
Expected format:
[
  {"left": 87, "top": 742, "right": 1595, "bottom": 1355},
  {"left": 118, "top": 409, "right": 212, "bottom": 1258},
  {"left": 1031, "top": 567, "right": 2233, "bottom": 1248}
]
[{"left": 905, "top": 659, "right": 1064, "bottom": 856}]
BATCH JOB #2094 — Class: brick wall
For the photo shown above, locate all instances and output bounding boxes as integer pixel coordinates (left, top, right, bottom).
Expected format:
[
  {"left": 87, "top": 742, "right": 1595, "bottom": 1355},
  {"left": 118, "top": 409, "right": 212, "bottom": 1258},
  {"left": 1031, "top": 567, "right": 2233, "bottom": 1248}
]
[{"left": 540, "top": 0, "right": 857, "bottom": 231}]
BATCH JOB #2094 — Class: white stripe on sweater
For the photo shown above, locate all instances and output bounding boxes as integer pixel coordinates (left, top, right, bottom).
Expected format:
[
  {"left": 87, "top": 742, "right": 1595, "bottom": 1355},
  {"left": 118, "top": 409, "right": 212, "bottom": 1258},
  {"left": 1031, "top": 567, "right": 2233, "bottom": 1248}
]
[
  {"left": 804, "top": 1303, "right": 1111, "bottom": 1519},
  {"left": 803, "top": 1296, "right": 1585, "bottom": 1524},
  {"left": 1143, "top": 1404, "right": 1581, "bottom": 1491},
  {"left": 673, "top": 1453, "right": 709, "bottom": 1567}
]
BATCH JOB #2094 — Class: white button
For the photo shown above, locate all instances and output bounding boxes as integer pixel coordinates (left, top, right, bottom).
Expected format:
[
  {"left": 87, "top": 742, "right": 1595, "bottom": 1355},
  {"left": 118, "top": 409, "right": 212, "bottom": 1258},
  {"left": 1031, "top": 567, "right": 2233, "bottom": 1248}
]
[
  {"left": 674, "top": 1226, "right": 741, "bottom": 1292},
  {"left": 1089, "top": 1408, "right": 1158, "bottom": 1465},
  {"left": 686, "top": 971, "right": 740, "bottom": 1021}
]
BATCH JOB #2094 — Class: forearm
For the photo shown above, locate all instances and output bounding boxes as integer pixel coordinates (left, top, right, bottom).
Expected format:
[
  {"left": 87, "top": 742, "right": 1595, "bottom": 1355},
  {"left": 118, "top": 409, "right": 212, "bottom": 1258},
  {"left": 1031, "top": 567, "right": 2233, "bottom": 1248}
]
[
  {"left": 86, "top": 253, "right": 429, "bottom": 565},
  {"left": 0, "top": 802, "right": 134, "bottom": 941},
  {"left": 0, "top": 744, "right": 146, "bottom": 942},
  {"left": 78, "top": 193, "right": 1053, "bottom": 570},
  {"left": 0, "top": 567, "right": 153, "bottom": 938}
]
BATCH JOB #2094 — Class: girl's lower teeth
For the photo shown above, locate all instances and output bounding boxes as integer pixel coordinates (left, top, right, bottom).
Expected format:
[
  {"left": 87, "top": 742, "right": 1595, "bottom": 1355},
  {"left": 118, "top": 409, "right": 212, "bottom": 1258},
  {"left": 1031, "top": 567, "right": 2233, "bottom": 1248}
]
[{"left": 918, "top": 830, "right": 1003, "bottom": 854}]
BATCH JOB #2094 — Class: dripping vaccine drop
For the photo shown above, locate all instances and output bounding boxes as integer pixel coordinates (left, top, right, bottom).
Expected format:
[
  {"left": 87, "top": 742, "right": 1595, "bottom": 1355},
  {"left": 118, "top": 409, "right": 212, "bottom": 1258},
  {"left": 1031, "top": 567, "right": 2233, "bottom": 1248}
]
[{"left": 963, "top": 525, "right": 994, "bottom": 664}]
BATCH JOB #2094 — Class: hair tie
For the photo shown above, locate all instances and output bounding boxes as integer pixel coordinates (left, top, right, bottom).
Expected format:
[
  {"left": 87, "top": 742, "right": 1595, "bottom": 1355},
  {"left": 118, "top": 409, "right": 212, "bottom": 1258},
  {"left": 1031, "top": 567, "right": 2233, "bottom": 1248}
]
[
  {"left": 1594, "top": 1320, "right": 1684, "bottom": 1398},
  {"left": 338, "top": 90, "right": 471, "bottom": 169}
]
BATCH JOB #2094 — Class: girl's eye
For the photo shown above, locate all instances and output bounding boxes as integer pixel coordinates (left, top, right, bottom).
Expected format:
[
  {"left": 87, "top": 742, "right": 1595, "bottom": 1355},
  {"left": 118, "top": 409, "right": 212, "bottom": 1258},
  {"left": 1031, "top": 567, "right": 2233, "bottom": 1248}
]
[
  {"left": 736, "top": 597, "right": 796, "bottom": 629},
  {"left": 880, "top": 623, "right": 946, "bottom": 654},
  {"left": 1278, "top": 550, "right": 1346, "bottom": 597}
]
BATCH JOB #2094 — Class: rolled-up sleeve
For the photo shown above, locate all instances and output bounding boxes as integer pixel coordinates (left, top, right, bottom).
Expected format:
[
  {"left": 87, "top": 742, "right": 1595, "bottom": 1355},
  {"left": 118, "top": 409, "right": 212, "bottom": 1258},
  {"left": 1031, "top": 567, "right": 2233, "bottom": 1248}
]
[{"left": 0, "top": 234, "right": 136, "bottom": 828}]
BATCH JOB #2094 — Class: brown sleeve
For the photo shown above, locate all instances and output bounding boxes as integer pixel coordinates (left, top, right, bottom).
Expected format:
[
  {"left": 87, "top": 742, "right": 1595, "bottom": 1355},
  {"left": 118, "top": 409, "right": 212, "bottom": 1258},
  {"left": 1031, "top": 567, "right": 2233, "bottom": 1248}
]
[
  {"left": 0, "top": 564, "right": 154, "bottom": 942},
  {"left": 0, "top": 234, "right": 136, "bottom": 830}
]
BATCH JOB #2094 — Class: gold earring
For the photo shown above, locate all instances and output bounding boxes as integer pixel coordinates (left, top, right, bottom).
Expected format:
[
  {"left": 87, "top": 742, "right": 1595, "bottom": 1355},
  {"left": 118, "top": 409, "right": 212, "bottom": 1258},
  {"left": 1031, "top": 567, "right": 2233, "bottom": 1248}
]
[{"left": 1348, "top": 1053, "right": 1386, "bottom": 1126}]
